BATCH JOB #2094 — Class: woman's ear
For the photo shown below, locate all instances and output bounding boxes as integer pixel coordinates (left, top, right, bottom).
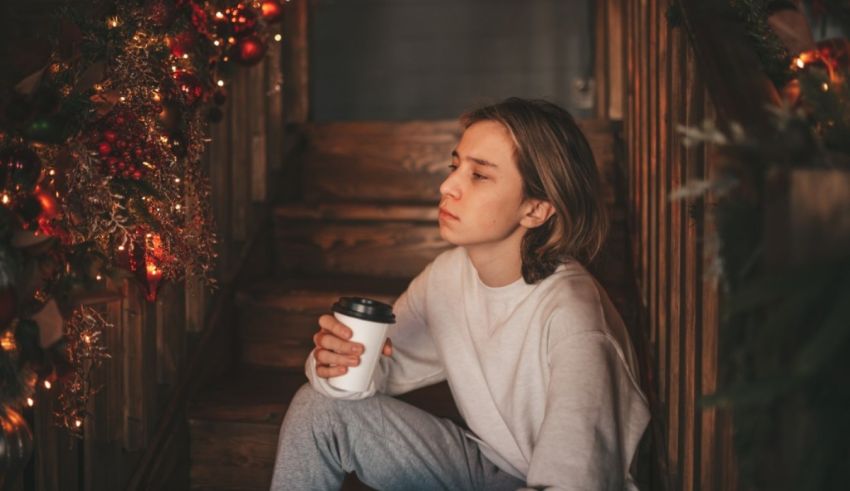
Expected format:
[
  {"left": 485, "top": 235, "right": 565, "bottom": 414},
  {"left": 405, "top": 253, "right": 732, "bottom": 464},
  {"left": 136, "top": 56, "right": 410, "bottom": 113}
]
[{"left": 520, "top": 199, "right": 555, "bottom": 229}]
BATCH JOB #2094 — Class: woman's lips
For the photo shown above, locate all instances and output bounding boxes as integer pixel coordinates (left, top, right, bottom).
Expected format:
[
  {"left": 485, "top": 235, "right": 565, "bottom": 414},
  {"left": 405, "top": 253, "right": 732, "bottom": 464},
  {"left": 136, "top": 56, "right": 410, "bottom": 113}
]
[{"left": 438, "top": 207, "right": 459, "bottom": 221}]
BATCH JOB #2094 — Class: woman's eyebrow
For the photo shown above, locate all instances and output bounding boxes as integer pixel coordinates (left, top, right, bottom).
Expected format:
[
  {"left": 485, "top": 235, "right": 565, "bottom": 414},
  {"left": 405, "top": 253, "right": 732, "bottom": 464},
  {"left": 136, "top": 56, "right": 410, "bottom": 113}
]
[{"left": 451, "top": 149, "right": 499, "bottom": 168}]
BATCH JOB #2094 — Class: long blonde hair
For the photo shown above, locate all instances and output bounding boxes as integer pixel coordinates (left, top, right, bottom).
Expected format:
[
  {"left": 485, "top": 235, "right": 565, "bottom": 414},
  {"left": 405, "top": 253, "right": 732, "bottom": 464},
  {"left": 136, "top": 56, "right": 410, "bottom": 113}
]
[{"left": 461, "top": 97, "right": 608, "bottom": 283}]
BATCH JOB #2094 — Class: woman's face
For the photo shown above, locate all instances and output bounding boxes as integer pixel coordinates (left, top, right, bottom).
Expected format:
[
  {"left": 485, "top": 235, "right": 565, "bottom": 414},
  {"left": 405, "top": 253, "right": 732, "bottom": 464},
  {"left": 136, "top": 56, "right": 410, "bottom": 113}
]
[{"left": 438, "top": 120, "right": 529, "bottom": 252}]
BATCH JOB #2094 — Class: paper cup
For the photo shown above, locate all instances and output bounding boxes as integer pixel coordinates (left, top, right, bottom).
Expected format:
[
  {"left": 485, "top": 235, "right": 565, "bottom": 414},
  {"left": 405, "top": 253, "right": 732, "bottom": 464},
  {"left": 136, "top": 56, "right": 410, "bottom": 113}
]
[{"left": 327, "top": 297, "right": 395, "bottom": 392}]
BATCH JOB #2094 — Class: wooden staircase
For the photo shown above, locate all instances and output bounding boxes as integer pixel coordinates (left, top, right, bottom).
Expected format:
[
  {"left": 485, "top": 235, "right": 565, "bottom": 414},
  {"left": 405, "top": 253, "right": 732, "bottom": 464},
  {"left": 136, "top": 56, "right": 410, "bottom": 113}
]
[{"left": 186, "top": 119, "right": 635, "bottom": 490}]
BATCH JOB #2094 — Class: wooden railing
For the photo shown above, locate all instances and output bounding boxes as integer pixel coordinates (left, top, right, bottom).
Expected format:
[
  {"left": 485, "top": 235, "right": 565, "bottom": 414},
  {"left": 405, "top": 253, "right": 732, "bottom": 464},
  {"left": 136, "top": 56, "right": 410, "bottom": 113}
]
[{"left": 594, "top": 0, "right": 790, "bottom": 489}]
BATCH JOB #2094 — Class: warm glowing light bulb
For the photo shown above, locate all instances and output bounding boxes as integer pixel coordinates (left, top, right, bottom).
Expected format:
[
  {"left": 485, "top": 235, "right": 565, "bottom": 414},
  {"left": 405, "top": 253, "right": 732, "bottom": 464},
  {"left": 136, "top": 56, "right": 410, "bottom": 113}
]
[
  {"left": 822, "top": 82, "right": 830, "bottom": 91},
  {"left": 182, "top": 53, "right": 189, "bottom": 59},
  {"left": 214, "top": 40, "right": 221, "bottom": 46},
  {"left": 120, "top": 96, "right": 126, "bottom": 102},
  {"left": 44, "top": 380, "right": 52, "bottom": 389},
  {"left": 217, "top": 80, "right": 225, "bottom": 87},
  {"left": 175, "top": 204, "right": 182, "bottom": 210},
  {"left": 75, "top": 419, "right": 83, "bottom": 428},
  {"left": 174, "top": 178, "right": 181, "bottom": 183},
  {"left": 26, "top": 397, "right": 34, "bottom": 407},
  {"left": 1, "top": 194, "right": 9, "bottom": 205},
  {"left": 216, "top": 11, "right": 224, "bottom": 19},
  {"left": 96, "top": 274, "right": 103, "bottom": 281},
  {"left": 118, "top": 245, "right": 125, "bottom": 251},
  {"left": 275, "top": 34, "right": 283, "bottom": 42},
  {"left": 49, "top": 169, "right": 56, "bottom": 176},
  {"left": 795, "top": 58, "right": 805, "bottom": 69}
]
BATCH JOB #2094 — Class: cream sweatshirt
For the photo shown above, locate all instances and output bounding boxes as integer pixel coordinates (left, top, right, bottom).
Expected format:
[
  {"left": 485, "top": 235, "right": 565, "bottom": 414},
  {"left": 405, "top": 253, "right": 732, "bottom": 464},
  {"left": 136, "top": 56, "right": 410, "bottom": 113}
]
[{"left": 306, "top": 246, "right": 650, "bottom": 490}]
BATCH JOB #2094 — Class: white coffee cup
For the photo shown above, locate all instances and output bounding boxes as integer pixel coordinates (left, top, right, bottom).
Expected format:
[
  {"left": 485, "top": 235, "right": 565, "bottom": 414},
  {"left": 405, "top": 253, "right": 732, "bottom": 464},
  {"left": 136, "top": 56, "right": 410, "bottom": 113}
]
[{"left": 327, "top": 297, "right": 396, "bottom": 392}]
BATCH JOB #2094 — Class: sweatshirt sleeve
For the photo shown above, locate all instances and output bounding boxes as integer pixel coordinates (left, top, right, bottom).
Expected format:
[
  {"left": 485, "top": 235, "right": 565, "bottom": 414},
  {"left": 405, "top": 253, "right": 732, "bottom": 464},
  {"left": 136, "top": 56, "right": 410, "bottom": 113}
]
[
  {"left": 523, "top": 328, "right": 650, "bottom": 491},
  {"left": 305, "top": 260, "right": 446, "bottom": 400}
]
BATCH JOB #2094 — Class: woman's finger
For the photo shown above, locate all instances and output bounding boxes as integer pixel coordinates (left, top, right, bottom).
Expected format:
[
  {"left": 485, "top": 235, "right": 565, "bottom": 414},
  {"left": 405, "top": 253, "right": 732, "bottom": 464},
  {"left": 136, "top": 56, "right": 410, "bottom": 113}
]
[
  {"left": 318, "top": 314, "right": 352, "bottom": 339},
  {"left": 315, "top": 330, "right": 363, "bottom": 355},
  {"left": 316, "top": 364, "right": 347, "bottom": 378},
  {"left": 314, "top": 348, "right": 360, "bottom": 367},
  {"left": 382, "top": 338, "right": 393, "bottom": 356}
]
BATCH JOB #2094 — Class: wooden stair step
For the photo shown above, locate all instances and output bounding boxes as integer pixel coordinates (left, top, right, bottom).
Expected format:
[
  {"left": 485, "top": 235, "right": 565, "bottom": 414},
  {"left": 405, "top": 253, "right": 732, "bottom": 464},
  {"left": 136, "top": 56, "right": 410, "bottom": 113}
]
[
  {"left": 237, "top": 275, "right": 410, "bottom": 369},
  {"left": 274, "top": 202, "right": 451, "bottom": 279},
  {"left": 188, "top": 369, "right": 305, "bottom": 490},
  {"left": 189, "top": 368, "right": 461, "bottom": 490},
  {"left": 298, "top": 119, "right": 618, "bottom": 203}
]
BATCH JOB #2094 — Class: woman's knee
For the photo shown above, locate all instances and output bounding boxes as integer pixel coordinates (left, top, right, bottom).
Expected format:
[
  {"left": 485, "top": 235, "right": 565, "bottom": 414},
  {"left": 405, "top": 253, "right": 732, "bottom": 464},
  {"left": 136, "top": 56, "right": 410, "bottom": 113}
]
[{"left": 287, "top": 384, "right": 338, "bottom": 420}]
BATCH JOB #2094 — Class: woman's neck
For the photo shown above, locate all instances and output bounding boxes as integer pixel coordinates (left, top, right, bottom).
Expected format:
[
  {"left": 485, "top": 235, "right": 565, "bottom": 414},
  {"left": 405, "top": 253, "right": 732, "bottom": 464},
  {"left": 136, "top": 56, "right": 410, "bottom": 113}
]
[{"left": 465, "top": 227, "right": 525, "bottom": 287}]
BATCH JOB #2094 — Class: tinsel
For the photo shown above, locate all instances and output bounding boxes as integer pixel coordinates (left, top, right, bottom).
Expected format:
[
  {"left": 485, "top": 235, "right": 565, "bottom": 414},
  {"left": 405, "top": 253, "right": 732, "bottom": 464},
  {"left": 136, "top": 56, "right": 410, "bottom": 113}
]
[{"left": 54, "top": 306, "right": 111, "bottom": 437}]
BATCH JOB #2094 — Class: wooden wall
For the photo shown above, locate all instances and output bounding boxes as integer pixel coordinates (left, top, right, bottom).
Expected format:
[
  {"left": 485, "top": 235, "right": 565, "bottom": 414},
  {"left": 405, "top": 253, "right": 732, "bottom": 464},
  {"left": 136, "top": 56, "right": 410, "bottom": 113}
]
[{"left": 597, "top": 1, "right": 737, "bottom": 489}]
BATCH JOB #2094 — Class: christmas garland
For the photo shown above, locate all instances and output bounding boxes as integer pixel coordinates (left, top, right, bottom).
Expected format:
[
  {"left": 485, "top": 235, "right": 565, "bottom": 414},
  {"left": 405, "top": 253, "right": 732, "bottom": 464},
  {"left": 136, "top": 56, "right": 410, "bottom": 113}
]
[
  {"left": 0, "top": 0, "right": 286, "bottom": 443},
  {"left": 675, "top": 1, "right": 850, "bottom": 489}
]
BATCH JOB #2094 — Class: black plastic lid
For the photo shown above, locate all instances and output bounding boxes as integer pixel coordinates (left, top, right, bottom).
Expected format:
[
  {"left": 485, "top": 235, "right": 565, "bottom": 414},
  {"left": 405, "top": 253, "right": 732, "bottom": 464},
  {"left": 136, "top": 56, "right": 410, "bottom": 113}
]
[{"left": 332, "top": 297, "right": 396, "bottom": 324}]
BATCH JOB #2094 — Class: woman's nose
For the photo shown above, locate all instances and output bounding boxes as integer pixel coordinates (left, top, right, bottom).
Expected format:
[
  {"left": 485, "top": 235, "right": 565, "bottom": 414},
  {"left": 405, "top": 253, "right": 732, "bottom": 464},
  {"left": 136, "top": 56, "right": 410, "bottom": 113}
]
[{"left": 439, "top": 172, "right": 461, "bottom": 199}]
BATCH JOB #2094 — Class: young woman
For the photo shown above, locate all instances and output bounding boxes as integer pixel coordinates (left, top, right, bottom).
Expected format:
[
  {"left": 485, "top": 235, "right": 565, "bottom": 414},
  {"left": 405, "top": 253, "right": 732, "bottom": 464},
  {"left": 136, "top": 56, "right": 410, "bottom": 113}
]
[{"left": 271, "top": 98, "right": 650, "bottom": 490}]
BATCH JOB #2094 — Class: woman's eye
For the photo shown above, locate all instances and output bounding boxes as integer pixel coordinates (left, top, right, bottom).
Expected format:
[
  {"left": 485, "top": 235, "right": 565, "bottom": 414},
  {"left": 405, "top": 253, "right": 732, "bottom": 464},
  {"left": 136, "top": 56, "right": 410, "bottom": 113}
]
[{"left": 472, "top": 173, "right": 488, "bottom": 181}]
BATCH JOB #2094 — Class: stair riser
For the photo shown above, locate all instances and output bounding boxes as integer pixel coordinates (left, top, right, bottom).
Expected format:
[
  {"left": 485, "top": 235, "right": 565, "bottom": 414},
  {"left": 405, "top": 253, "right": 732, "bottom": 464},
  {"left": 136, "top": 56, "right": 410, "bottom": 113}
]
[
  {"left": 190, "top": 419, "right": 277, "bottom": 490},
  {"left": 300, "top": 121, "right": 617, "bottom": 203},
  {"left": 275, "top": 220, "right": 450, "bottom": 279},
  {"left": 239, "top": 294, "right": 398, "bottom": 369}
]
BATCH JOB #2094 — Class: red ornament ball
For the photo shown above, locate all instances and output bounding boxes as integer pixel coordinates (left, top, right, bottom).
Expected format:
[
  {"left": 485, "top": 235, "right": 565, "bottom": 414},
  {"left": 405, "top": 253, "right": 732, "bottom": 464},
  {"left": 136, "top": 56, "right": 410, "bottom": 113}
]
[
  {"left": 260, "top": 0, "right": 284, "bottom": 23},
  {"left": 103, "top": 130, "right": 117, "bottom": 142},
  {"left": 234, "top": 35, "right": 267, "bottom": 66},
  {"left": 98, "top": 142, "right": 112, "bottom": 157}
]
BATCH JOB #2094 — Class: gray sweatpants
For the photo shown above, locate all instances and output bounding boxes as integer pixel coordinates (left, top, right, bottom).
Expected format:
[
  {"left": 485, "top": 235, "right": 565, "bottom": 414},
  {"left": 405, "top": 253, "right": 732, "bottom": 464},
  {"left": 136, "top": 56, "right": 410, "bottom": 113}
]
[{"left": 271, "top": 384, "right": 525, "bottom": 491}]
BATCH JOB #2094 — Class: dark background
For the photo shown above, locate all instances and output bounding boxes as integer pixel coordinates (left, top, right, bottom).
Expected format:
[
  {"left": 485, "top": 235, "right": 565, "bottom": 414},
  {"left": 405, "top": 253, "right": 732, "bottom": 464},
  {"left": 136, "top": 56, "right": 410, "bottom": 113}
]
[{"left": 309, "top": 0, "right": 594, "bottom": 121}]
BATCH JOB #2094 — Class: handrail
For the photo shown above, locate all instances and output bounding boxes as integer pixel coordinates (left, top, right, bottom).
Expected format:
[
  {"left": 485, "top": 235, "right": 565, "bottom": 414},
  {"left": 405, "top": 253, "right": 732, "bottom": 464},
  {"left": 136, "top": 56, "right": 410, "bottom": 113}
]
[{"left": 679, "top": 0, "right": 781, "bottom": 134}]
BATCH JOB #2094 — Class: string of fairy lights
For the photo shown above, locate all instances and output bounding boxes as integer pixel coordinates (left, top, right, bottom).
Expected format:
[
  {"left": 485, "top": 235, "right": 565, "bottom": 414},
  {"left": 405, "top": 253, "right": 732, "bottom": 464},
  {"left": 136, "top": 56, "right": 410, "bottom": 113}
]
[{"left": 0, "top": 0, "right": 288, "bottom": 438}]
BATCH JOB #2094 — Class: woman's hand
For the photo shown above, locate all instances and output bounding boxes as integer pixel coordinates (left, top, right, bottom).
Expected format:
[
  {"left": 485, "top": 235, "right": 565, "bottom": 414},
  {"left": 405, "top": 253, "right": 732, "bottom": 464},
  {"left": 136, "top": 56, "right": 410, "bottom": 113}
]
[{"left": 313, "top": 314, "right": 393, "bottom": 379}]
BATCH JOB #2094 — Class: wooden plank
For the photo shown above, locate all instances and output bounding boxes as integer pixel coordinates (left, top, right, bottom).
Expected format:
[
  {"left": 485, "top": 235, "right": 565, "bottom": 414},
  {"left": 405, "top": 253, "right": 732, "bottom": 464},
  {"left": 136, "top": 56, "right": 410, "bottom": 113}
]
[
  {"left": 275, "top": 220, "right": 450, "bottom": 279},
  {"left": 275, "top": 202, "right": 439, "bottom": 222},
  {"left": 208, "top": 76, "right": 233, "bottom": 277},
  {"left": 639, "top": 0, "right": 650, "bottom": 334},
  {"left": 300, "top": 120, "right": 460, "bottom": 203},
  {"left": 649, "top": 0, "right": 663, "bottom": 416},
  {"left": 105, "top": 288, "right": 125, "bottom": 442},
  {"left": 594, "top": 0, "right": 610, "bottom": 120},
  {"left": 265, "top": 23, "right": 285, "bottom": 173},
  {"left": 249, "top": 60, "right": 268, "bottom": 203},
  {"left": 156, "top": 282, "right": 185, "bottom": 386},
  {"left": 699, "top": 100, "right": 720, "bottom": 491},
  {"left": 123, "top": 281, "right": 150, "bottom": 450},
  {"left": 680, "top": 45, "right": 705, "bottom": 491},
  {"left": 230, "top": 68, "right": 250, "bottom": 242},
  {"left": 282, "top": 0, "right": 309, "bottom": 124},
  {"left": 608, "top": 0, "right": 625, "bottom": 120},
  {"left": 666, "top": 11, "right": 685, "bottom": 491}
]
